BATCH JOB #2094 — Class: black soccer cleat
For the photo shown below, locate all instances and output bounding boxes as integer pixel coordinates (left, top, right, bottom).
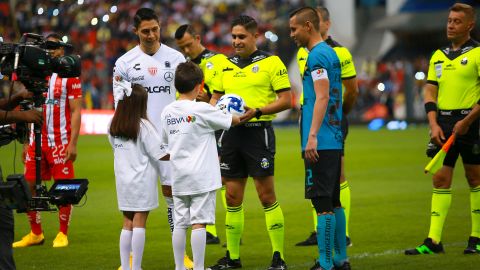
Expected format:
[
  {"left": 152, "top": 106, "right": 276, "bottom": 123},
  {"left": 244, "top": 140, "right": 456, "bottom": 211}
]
[
  {"left": 206, "top": 231, "right": 220, "bottom": 245},
  {"left": 464, "top": 236, "right": 480, "bottom": 254},
  {"left": 296, "top": 231, "right": 317, "bottom": 246},
  {"left": 334, "top": 261, "right": 351, "bottom": 270},
  {"left": 310, "top": 260, "right": 328, "bottom": 270},
  {"left": 207, "top": 251, "right": 242, "bottom": 270},
  {"left": 346, "top": 236, "right": 352, "bottom": 247},
  {"left": 267, "top": 251, "right": 287, "bottom": 270},
  {"left": 404, "top": 238, "right": 445, "bottom": 255}
]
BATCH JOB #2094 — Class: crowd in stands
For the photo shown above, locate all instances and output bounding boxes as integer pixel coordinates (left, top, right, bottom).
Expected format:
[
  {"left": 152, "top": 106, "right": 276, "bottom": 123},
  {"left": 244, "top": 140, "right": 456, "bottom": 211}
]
[{"left": 0, "top": 0, "right": 429, "bottom": 122}]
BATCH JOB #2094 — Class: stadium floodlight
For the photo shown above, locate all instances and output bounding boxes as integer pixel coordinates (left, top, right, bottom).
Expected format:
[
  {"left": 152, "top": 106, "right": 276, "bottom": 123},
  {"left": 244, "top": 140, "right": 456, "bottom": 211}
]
[
  {"left": 102, "top": 14, "right": 110, "bottom": 23},
  {"left": 377, "top": 82, "right": 385, "bottom": 91},
  {"left": 53, "top": 9, "right": 59, "bottom": 17},
  {"left": 78, "top": 0, "right": 84, "bottom": 5},
  {"left": 91, "top": 18, "right": 98, "bottom": 26},
  {"left": 415, "top": 71, "right": 425, "bottom": 81},
  {"left": 270, "top": 34, "right": 278, "bottom": 43},
  {"left": 110, "top": 5, "right": 118, "bottom": 13},
  {"left": 37, "top": 7, "right": 44, "bottom": 15}
]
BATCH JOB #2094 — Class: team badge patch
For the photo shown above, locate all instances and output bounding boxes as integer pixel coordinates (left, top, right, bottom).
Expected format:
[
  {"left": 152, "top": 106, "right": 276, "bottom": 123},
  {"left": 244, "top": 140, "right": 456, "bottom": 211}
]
[
  {"left": 461, "top": 57, "right": 468, "bottom": 65},
  {"left": 260, "top": 158, "right": 270, "bottom": 169},
  {"left": 148, "top": 67, "right": 158, "bottom": 76},
  {"left": 252, "top": 64, "right": 259, "bottom": 73},
  {"left": 434, "top": 63, "right": 442, "bottom": 78},
  {"left": 206, "top": 61, "right": 214, "bottom": 70}
]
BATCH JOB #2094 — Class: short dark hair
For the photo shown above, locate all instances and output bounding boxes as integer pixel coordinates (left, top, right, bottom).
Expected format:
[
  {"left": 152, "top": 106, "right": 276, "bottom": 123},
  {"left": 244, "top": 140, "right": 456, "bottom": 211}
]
[
  {"left": 46, "top": 32, "right": 62, "bottom": 41},
  {"left": 316, "top": 6, "right": 330, "bottom": 22},
  {"left": 290, "top": 7, "right": 320, "bottom": 31},
  {"left": 134, "top": 8, "right": 159, "bottom": 28},
  {"left": 450, "top": 3, "right": 476, "bottom": 22},
  {"left": 109, "top": 84, "right": 148, "bottom": 142},
  {"left": 175, "top": 61, "right": 204, "bottom": 94},
  {"left": 174, "top": 24, "right": 198, "bottom": 40},
  {"left": 231, "top": 15, "right": 257, "bottom": 33}
]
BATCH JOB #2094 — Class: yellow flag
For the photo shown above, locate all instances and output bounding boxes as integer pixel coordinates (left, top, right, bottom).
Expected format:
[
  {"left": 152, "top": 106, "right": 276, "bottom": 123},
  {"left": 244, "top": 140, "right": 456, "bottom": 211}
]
[{"left": 424, "top": 134, "right": 456, "bottom": 174}]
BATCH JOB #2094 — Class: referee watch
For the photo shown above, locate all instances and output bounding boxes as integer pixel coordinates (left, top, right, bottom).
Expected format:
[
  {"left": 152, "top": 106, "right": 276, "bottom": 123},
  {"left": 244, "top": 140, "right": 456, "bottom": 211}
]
[{"left": 255, "top": 108, "right": 263, "bottom": 119}]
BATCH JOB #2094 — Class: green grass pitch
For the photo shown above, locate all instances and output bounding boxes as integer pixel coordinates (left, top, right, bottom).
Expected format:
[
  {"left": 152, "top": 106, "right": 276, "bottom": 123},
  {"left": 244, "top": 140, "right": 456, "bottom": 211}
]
[{"left": 1, "top": 125, "right": 479, "bottom": 269}]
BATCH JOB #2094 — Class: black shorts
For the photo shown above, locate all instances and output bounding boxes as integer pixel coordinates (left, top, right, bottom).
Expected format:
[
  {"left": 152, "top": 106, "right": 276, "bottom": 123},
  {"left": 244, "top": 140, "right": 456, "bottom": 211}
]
[
  {"left": 436, "top": 110, "right": 480, "bottom": 167},
  {"left": 219, "top": 122, "right": 275, "bottom": 178},
  {"left": 304, "top": 150, "right": 341, "bottom": 199},
  {"left": 341, "top": 116, "right": 349, "bottom": 156}
]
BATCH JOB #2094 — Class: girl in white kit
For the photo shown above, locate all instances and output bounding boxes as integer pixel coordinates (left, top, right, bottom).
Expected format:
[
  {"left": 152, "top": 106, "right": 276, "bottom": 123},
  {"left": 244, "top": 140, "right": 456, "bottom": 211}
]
[
  {"left": 109, "top": 80, "right": 169, "bottom": 270},
  {"left": 160, "top": 62, "right": 239, "bottom": 270}
]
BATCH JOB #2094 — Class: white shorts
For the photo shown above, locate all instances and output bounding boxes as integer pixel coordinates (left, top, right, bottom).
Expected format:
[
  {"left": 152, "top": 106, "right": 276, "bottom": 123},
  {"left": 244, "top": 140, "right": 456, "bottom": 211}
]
[
  {"left": 155, "top": 160, "right": 172, "bottom": 186},
  {"left": 173, "top": 190, "right": 216, "bottom": 229}
]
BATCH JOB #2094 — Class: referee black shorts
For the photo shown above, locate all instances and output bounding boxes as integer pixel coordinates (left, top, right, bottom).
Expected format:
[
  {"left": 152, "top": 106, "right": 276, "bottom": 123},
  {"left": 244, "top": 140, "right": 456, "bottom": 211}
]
[
  {"left": 436, "top": 109, "right": 480, "bottom": 167},
  {"left": 219, "top": 121, "right": 275, "bottom": 179},
  {"left": 304, "top": 150, "right": 342, "bottom": 199}
]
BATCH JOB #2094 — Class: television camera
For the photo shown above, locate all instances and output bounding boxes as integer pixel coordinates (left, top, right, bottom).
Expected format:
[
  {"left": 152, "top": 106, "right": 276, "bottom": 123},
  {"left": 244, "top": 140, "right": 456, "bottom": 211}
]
[{"left": 0, "top": 33, "right": 88, "bottom": 212}]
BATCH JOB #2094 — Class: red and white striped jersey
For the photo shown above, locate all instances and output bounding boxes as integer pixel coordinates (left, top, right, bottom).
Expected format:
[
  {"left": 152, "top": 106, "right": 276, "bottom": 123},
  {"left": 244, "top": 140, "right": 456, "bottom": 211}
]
[{"left": 34, "top": 73, "right": 82, "bottom": 147}]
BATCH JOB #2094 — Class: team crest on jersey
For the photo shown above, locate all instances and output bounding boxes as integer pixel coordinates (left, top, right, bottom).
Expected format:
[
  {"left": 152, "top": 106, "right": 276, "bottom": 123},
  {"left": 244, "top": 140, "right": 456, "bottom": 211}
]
[
  {"left": 461, "top": 57, "right": 468, "bottom": 65},
  {"left": 148, "top": 67, "right": 158, "bottom": 76},
  {"left": 260, "top": 158, "right": 270, "bottom": 169},
  {"left": 206, "top": 61, "right": 214, "bottom": 70},
  {"left": 164, "top": 72, "right": 174, "bottom": 82},
  {"left": 252, "top": 64, "right": 259, "bottom": 73}
]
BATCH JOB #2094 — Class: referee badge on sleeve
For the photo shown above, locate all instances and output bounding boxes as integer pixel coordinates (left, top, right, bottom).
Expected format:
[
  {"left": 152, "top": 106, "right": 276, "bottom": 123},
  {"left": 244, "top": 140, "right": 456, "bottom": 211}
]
[
  {"left": 461, "top": 57, "right": 468, "bottom": 65},
  {"left": 434, "top": 63, "right": 442, "bottom": 78}
]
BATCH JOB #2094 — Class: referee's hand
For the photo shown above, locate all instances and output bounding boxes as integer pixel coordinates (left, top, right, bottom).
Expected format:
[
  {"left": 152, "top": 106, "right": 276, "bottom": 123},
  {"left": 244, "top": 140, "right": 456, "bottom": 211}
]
[
  {"left": 239, "top": 106, "right": 255, "bottom": 124},
  {"left": 430, "top": 124, "right": 445, "bottom": 146}
]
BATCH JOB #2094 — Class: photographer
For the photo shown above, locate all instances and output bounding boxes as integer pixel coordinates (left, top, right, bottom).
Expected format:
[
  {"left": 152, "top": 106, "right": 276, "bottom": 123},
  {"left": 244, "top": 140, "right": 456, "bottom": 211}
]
[
  {"left": 1, "top": 80, "right": 42, "bottom": 270},
  {"left": 13, "top": 33, "right": 82, "bottom": 249}
]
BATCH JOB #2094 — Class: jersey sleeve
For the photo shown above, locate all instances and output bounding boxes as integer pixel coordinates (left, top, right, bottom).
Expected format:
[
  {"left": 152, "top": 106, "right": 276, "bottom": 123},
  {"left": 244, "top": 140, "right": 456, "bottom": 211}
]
[
  {"left": 66, "top": 77, "right": 82, "bottom": 99},
  {"left": 297, "top": 47, "right": 308, "bottom": 77},
  {"left": 213, "top": 59, "right": 226, "bottom": 94},
  {"left": 208, "top": 55, "right": 226, "bottom": 94},
  {"left": 307, "top": 51, "right": 329, "bottom": 80},
  {"left": 113, "top": 58, "right": 129, "bottom": 82},
  {"left": 335, "top": 47, "right": 356, "bottom": 79},
  {"left": 199, "top": 103, "right": 232, "bottom": 131},
  {"left": 426, "top": 51, "right": 439, "bottom": 85},
  {"left": 140, "top": 120, "right": 168, "bottom": 160},
  {"left": 269, "top": 56, "right": 291, "bottom": 92}
]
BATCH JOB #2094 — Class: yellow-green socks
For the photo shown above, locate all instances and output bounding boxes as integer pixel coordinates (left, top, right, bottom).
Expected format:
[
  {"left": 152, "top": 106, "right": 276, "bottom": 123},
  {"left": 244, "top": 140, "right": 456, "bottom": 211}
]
[
  {"left": 206, "top": 224, "right": 217, "bottom": 237},
  {"left": 264, "top": 201, "right": 285, "bottom": 259},
  {"left": 470, "top": 186, "right": 480, "bottom": 237},
  {"left": 311, "top": 203, "right": 317, "bottom": 231},
  {"left": 340, "top": 181, "right": 351, "bottom": 236},
  {"left": 428, "top": 188, "right": 452, "bottom": 243},
  {"left": 221, "top": 185, "right": 227, "bottom": 210},
  {"left": 226, "top": 205, "right": 244, "bottom": 260}
]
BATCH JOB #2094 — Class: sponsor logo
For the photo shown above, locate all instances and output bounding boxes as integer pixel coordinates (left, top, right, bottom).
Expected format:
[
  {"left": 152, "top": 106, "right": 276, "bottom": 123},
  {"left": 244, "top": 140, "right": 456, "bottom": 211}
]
[
  {"left": 472, "top": 209, "right": 480, "bottom": 214},
  {"left": 226, "top": 225, "right": 235, "bottom": 230},
  {"left": 164, "top": 72, "right": 174, "bottom": 82},
  {"left": 462, "top": 46, "right": 473, "bottom": 54},
  {"left": 277, "top": 69, "right": 287, "bottom": 76},
  {"left": 145, "top": 85, "right": 171, "bottom": 94},
  {"left": 220, "top": 162, "right": 230, "bottom": 170},
  {"left": 252, "top": 64, "right": 259, "bottom": 73},
  {"left": 233, "top": 71, "right": 246, "bottom": 77},
  {"left": 133, "top": 63, "right": 141, "bottom": 70},
  {"left": 148, "top": 67, "right": 158, "bottom": 76},
  {"left": 54, "top": 157, "right": 64, "bottom": 165},
  {"left": 169, "top": 129, "right": 180, "bottom": 135},
  {"left": 230, "top": 57, "right": 239, "bottom": 64},
  {"left": 442, "top": 48, "right": 450, "bottom": 54},
  {"left": 260, "top": 158, "right": 270, "bottom": 169},
  {"left": 131, "top": 75, "right": 144, "bottom": 82},
  {"left": 45, "top": 98, "right": 60, "bottom": 105},
  {"left": 316, "top": 69, "right": 324, "bottom": 74},
  {"left": 444, "top": 63, "right": 455, "bottom": 70},
  {"left": 431, "top": 211, "right": 440, "bottom": 217},
  {"left": 71, "top": 83, "right": 81, "bottom": 89},
  {"left": 461, "top": 57, "right": 468, "bottom": 65},
  {"left": 187, "top": 115, "right": 196, "bottom": 123},
  {"left": 114, "top": 143, "right": 124, "bottom": 148},
  {"left": 341, "top": 59, "right": 351, "bottom": 67},
  {"left": 166, "top": 115, "right": 196, "bottom": 125},
  {"left": 299, "top": 57, "right": 306, "bottom": 61},
  {"left": 62, "top": 167, "right": 69, "bottom": 175},
  {"left": 269, "top": 223, "right": 284, "bottom": 230},
  {"left": 252, "top": 55, "right": 266, "bottom": 62},
  {"left": 223, "top": 67, "right": 233, "bottom": 72},
  {"left": 165, "top": 61, "right": 171, "bottom": 68}
]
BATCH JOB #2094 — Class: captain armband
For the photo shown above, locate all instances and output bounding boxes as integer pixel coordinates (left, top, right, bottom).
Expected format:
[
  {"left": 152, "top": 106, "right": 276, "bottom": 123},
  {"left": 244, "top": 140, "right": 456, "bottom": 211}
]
[
  {"left": 424, "top": 102, "right": 437, "bottom": 114},
  {"left": 311, "top": 68, "right": 328, "bottom": 81}
]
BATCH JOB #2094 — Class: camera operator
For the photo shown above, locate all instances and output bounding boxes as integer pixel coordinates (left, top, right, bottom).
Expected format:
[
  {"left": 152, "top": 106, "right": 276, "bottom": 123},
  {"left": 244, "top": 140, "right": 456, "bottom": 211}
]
[
  {"left": 1, "top": 80, "right": 42, "bottom": 270},
  {"left": 13, "top": 33, "right": 82, "bottom": 249}
]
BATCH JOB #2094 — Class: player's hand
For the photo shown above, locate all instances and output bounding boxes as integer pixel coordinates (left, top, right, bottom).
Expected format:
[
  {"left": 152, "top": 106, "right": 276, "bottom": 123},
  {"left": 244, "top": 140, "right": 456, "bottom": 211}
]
[
  {"left": 430, "top": 124, "right": 445, "bottom": 146},
  {"left": 65, "top": 143, "right": 77, "bottom": 163},
  {"left": 304, "top": 136, "right": 319, "bottom": 163},
  {"left": 453, "top": 119, "right": 469, "bottom": 136},
  {"left": 239, "top": 106, "right": 255, "bottom": 125},
  {"left": 196, "top": 90, "right": 210, "bottom": 103},
  {"left": 16, "top": 110, "right": 42, "bottom": 124}
]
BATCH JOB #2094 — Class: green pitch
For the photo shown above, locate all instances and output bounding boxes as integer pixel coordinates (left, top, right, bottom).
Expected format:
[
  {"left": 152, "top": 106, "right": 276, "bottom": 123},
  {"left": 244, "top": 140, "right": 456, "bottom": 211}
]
[{"left": 1, "top": 126, "right": 479, "bottom": 269}]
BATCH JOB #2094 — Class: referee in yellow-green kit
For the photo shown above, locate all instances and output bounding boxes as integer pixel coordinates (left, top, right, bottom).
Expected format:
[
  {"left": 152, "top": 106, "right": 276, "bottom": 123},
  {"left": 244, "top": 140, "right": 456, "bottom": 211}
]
[
  {"left": 207, "top": 15, "right": 291, "bottom": 270},
  {"left": 405, "top": 2, "right": 480, "bottom": 255}
]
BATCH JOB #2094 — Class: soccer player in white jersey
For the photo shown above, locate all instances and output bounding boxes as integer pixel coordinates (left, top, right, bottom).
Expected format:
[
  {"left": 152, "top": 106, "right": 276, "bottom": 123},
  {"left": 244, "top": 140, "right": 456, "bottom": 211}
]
[
  {"left": 112, "top": 7, "right": 191, "bottom": 269},
  {"left": 13, "top": 33, "right": 82, "bottom": 249},
  {"left": 109, "top": 82, "right": 169, "bottom": 270},
  {"left": 161, "top": 62, "right": 239, "bottom": 270}
]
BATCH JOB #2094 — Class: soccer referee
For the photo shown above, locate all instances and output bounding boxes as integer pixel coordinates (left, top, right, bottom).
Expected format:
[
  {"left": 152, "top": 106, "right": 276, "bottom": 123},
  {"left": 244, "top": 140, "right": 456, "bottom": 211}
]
[
  {"left": 207, "top": 15, "right": 291, "bottom": 270},
  {"left": 405, "top": 3, "right": 480, "bottom": 255}
]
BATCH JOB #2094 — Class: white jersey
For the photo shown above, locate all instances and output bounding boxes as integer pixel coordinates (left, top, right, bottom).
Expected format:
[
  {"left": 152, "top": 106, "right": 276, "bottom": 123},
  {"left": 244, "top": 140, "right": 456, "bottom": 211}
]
[
  {"left": 160, "top": 100, "right": 232, "bottom": 195},
  {"left": 113, "top": 44, "right": 185, "bottom": 131},
  {"left": 109, "top": 119, "right": 168, "bottom": 211}
]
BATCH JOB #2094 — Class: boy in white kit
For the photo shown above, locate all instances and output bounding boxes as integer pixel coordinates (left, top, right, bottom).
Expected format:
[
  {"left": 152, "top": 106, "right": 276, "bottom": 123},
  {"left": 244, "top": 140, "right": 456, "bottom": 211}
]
[{"left": 161, "top": 62, "right": 240, "bottom": 270}]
